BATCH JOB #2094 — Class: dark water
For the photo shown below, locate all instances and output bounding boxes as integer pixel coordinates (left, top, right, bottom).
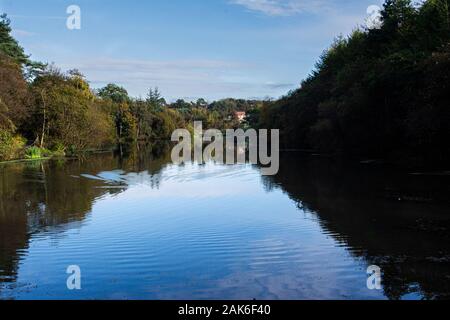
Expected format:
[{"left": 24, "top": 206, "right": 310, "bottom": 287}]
[{"left": 1, "top": 148, "right": 449, "bottom": 300}]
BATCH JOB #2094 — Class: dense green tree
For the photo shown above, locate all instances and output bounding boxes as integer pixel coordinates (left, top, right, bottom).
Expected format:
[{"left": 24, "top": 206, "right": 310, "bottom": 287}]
[
  {"left": 0, "top": 14, "right": 30, "bottom": 67},
  {"left": 195, "top": 98, "right": 208, "bottom": 108},
  {"left": 30, "top": 68, "right": 115, "bottom": 150},
  {"left": 171, "top": 99, "right": 192, "bottom": 110},
  {"left": 257, "top": 0, "right": 450, "bottom": 164},
  {"left": 97, "top": 84, "right": 137, "bottom": 142},
  {"left": 0, "top": 54, "right": 30, "bottom": 131},
  {"left": 115, "top": 102, "right": 137, "bottom": 142},
  {"left": 0, "top": 14, "right": 44, "bottom": 77},
  {"left": 97, "top": 83, "right": 130, "bottom": 104},
  {"left": 146, "top": 87, "right": 166, "bottom": 112}
]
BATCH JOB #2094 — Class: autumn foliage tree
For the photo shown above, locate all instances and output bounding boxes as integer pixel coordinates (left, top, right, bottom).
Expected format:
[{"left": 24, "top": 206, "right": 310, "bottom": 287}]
[{"left": 29, "top": 68, "right": 115, "bottom": 151}]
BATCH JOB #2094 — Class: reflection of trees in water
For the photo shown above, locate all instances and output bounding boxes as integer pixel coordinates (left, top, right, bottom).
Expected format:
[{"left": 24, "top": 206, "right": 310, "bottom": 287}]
[
  {"left": 262, "top": 153, "right": 450, "bottom": 300},
  {"left": 0, "top": 143, "right": 172, "bottom": 289},
  {"left": 3, "top": 146, "right": 449, "bottom": 299},
  {"left": 116, "top": 142, "right": 172, "bottom": 189}
]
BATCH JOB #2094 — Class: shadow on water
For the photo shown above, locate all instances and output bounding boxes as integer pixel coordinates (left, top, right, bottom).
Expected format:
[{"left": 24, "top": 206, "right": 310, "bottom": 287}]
[
  {"left": 1, "top": 145, "right": 449, "bottom": 299},
  {"left": 262, "top": 153, "right": 450, "bottom": 300}
]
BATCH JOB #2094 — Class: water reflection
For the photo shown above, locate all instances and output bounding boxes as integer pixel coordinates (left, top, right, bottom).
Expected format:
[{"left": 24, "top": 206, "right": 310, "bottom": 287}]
[
  {"left": 0, "top": 145, "right": 170, "bottom": 292},
  {"left": 262, "top": 153, "right": 450, "bottom": 300},
  {"left": 0, "top": 147, "right": 449, "bottom": 300}
]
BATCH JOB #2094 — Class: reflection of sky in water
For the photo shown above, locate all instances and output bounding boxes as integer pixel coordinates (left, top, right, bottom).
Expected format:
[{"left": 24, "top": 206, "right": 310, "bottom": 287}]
[{"left": 0, "top": 161, "right": 423, "bottom": 300}]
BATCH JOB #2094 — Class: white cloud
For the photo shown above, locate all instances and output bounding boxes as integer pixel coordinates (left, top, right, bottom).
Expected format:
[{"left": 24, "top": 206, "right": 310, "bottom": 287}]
[
  {"left": 65, "top": 57, "right": 251, "bottom": 86},
  {"left": 230, "top": 0, "right": 329, "bottom": 16},
  {"left": 58, "top": 57, "right": 285, "bottom": 100},
  {"left": 265, "top": 81, "right": 295, "bottom": 89}
]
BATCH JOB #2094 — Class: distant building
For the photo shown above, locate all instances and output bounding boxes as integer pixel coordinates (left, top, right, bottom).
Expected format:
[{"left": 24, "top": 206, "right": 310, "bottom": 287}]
[{"left": 235, "top": 111, "right": 246, "bottom": 122}]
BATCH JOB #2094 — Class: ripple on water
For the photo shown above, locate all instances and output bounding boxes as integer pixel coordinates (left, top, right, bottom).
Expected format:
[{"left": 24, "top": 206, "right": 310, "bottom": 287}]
[{"left": 1, "top": 157, "right": 446, "bottom": 300}]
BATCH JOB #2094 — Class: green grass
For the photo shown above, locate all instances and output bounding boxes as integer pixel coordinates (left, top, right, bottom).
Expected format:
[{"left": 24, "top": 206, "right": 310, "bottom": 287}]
[{"left": 24, "top": 146, "right": 52, "bottom": 160}]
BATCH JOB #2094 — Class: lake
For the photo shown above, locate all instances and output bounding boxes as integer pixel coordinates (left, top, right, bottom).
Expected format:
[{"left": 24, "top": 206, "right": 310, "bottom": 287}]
[{"left": 1, "top": 147, "right": 449, "bottom": 300}]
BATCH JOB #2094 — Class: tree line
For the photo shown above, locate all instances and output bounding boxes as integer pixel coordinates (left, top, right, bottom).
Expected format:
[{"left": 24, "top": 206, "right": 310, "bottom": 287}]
[
  {"left": 2, "top": 0, "right": 449, "bottom": 165},
  {"left": 249, "top": 0, "right": 450, "bottom": 165},
  {"left": 0, "top": 13, "right": 264, "bottom": 161}
]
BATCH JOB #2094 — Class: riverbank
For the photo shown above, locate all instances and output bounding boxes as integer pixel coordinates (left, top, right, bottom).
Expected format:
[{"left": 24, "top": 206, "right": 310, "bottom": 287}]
[{"left": 0, "top": 146, "right": 117, "bottom": 165}]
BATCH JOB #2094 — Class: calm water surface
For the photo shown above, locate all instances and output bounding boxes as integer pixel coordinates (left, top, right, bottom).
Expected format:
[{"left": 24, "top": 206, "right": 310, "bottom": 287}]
[{"left": 1, "top": 148, "right": 449, "bottom": 300}]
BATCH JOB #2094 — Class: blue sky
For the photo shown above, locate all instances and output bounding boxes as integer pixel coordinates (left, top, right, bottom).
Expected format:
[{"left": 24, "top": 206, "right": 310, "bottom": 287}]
[{"left": 0, "top": 0, "right": 383, "bottom": 101}]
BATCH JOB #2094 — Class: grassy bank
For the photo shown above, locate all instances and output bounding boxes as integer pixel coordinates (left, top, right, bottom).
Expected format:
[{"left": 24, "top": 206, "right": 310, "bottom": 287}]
[
  {"left": 0, "top": 145, "right": 65, "bottom": 163},
  {"left": 0, "top": 142, "right": 118, "bottom": 164}
]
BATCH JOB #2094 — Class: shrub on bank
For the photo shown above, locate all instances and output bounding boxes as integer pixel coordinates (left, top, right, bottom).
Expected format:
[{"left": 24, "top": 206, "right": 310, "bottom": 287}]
[
  {"left": 24, "top": 146, "right": 51, "bottom": 159},
  {"left": 0, "top": 130, "right": 26, "bottom": 161}
]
